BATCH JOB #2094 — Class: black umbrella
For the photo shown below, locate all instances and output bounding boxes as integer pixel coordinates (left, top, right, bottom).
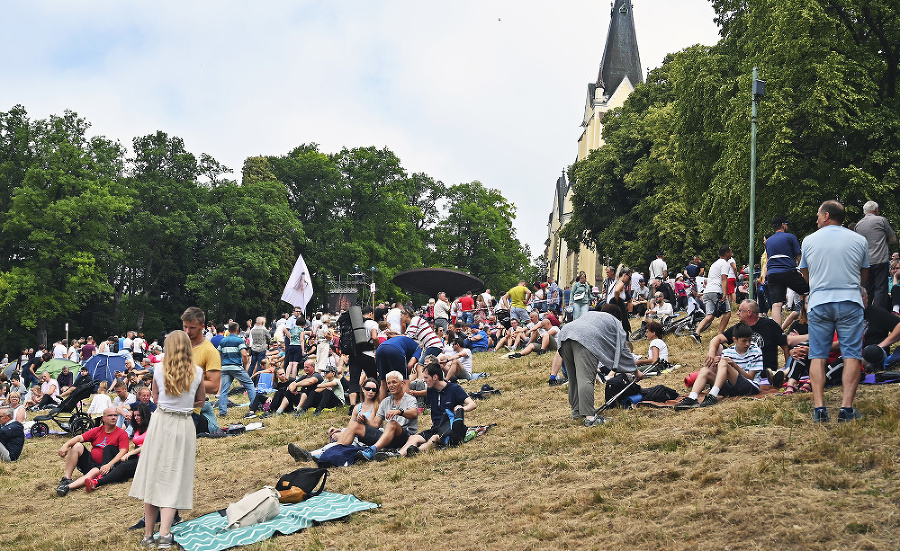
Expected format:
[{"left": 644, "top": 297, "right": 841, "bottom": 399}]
[{"left": 392, "top": 268, "right": 484, "bottom": 299}]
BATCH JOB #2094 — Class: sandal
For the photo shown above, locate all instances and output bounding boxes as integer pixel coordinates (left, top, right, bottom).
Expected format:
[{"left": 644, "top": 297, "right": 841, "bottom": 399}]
[
  {"left": 799, "top": 382, "right": 812, "bottom": 393},
  {"left": 782, "top": 384, "right": 797, "bottom": 395}
]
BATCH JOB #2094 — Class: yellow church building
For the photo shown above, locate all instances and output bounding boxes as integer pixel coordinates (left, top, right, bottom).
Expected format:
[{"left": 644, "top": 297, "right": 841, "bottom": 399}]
[{"left": 546, "top": 0, "right": 644, "bottom": 288}]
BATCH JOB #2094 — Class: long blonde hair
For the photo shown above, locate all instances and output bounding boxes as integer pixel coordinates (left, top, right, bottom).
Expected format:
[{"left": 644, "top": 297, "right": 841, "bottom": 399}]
[{"left": 163, "top": 330, "right": 195, "bottom": 395}]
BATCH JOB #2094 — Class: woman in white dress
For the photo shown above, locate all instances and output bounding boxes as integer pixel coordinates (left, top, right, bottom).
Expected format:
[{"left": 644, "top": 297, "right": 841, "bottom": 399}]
[{"left": 129, "top": 330, "right": 205, "bottom": 549}]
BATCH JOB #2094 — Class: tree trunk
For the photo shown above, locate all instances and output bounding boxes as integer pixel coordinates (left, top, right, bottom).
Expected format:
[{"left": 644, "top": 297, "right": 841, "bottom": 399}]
[{"left": 36, "top": 317, "right": 47, "bottom": 348}]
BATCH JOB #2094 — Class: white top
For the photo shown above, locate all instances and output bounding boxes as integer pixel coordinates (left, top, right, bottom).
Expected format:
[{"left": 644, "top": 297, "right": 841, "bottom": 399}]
[
  {"left": 153, "top": 365, "right": 203, "bottom": 412},
  {"left": 649, "top": 258, "right": 667, "bottom": 280},
  {"left": 705, "top": 258, "right": 730, "bottom": 294},
  {"left": 386, "top": 308, "right": 402, "bottom": 333},
  {"left": 53, "top": 344, "right": 67, "bottom": 359},
  {"left": 455, "top": 347, "right": 472, "bottom": 375},
  {"left": 87, "top": 393, "right": 113, "bottom": 415},
  {"left": 648, "top": 338, "right": 669, "bottom": 362}
]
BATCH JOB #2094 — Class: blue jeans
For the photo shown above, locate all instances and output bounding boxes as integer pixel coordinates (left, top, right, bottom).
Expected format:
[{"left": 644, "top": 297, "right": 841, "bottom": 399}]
[
  {"left": 808, "top": 301, "right": 864, "bottom": 360},
  {"left": 248, "top": 349, "right": 266, "bottom": 376},
  {"left": 572, "top": 302, "right": 589, "bottom": 320},
  {"left": 218, "top": 367, "right": 257, "bottom": 415}
]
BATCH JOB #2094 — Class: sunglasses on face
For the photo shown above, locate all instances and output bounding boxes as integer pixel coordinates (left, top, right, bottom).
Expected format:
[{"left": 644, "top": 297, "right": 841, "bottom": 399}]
[{"left": 363, "top": 387, "right": 377, "bottom": 392}]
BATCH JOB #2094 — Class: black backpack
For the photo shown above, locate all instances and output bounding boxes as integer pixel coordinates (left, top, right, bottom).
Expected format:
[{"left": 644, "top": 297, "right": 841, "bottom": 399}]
[
  {"left": 337, "top": 312, "right": 357, "bottom": 356},
  {"left": 275, "top": 467, "right": 328, "bottom": 503}
]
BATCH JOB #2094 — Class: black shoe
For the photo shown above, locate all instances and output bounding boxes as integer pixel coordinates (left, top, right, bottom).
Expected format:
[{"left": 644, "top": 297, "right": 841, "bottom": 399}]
[
  {"left": 288, "top": 443, "right": 314, "bottom": 463},
  {"left": 243, "top": 412, "right": 258, "bottom": 419},
  {"left": 374, "top": 450, "right": 399, "bottom": 462},
  {"left": 536, "top": 348, "right": 546, "bottom": 355},
  {"left": 405, "top": 446, "right": 419, "bottom": 457},
  {"left": 293, "top": 408, "right": 308, "bottom": 417},
  {"left": 313, "top": 409, "right": 323, "bottom": 417},
  {"left": 128, "top": 511, "right": 182, "bottom": 532},
  {"left": 507, "top": 352, "right": 522, "bottom": 359},
  {"left": 770, "top": 370, "right": 785, "bottom": 389},
  {"left": 548, "top": 377, "right": 562, "bottom": 386},
  {"left": 691, "top": 333, "right": 701, "bottom": 344},
  {"left": 700, "top": 394, "right": 718, "bottom": 407},
  {"left": 837, "top": 407, "right": 864, "bottom": 422},
  {"left": 55, "top": 483, "right": 70, "bottom": 497},
  {"left": 675, "top": 397, "right": 699, "bottom": 410},
  {"left": 60, "top": 477, "right": 73, "bottom": 486}
]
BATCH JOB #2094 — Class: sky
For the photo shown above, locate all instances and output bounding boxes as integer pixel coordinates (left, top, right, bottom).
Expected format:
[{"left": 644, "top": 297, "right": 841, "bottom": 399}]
[{"left": 1, "top": 1, "right": 721, "bottom": 261}]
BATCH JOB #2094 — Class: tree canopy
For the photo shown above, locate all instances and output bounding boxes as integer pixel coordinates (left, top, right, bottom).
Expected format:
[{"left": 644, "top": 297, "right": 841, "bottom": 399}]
[
  {"left": 0, "top": 108, "right": 533, "bottom": 348},
  {"left": 563, "top": 0, "right": 900, "bottom": 273}
]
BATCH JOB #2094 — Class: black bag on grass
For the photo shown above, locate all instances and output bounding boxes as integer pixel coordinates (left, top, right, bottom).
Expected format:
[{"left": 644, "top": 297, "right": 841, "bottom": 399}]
[
  {"left": 275, "top": 467, "right": 328, "bottom": 503},
  {"left": 433, "top": 408, "right": 467, "bottom": 447},
  {"left": 640, "top": 384, "right": 679, "bottom": 402},
  {"left": 604, "top": 373, "right": 641, "bottom": 407}
]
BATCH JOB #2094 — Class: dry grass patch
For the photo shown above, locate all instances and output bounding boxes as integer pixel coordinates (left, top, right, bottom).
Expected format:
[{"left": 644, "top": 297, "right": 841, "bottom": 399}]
[{"left": 4, "top": 331, "right": 900, "bottom": 550}]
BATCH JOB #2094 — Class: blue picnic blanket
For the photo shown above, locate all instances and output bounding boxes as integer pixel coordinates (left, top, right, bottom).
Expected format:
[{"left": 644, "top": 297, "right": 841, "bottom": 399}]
[{"left": 169, "top": 492, "right": 378, "bottom": 551}]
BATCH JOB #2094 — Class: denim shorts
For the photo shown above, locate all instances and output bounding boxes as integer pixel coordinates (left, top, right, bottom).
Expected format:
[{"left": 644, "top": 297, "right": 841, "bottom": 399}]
[
  {"left": 808, "top": 301, "right": 864, "bottom": 360},
  {"left": 510, "top": 307, "right": 529, "bottom": 322}
]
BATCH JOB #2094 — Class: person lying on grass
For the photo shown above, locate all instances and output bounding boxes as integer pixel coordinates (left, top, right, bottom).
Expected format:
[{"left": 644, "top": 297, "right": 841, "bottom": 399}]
[
  {"left": 676, "top": 322, "right": 762, "bottom": 409},
  {"left": 287, "top": 370, "right": 418, "bottom": 463}
]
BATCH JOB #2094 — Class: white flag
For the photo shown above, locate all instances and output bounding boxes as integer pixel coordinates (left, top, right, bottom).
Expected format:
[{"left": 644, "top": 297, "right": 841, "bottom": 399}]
[{"left": 281, "top": 253, "right": 314, "bottom": 312}]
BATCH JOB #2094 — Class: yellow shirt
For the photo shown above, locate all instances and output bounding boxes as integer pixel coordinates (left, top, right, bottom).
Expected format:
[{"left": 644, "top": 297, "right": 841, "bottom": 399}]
[
  {"left": 507, "top": 285, "right": 529, "bottom": 309},
  {"left": 193, "top": 339, "right": 221, "bottom": 372}
]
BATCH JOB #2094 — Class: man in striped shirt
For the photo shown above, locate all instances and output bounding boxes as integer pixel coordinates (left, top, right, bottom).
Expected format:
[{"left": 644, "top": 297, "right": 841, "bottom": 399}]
[
  {"left": 401, "top": 308, "right": 443, "bottom": 358},
  {"left": 676, "top": 322, "right": 762, "bottom": 409}
]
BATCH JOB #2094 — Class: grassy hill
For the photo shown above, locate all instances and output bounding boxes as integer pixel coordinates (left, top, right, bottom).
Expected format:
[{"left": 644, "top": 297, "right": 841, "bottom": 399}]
[{"left": 3, "top": 332, "right": 899, "bottom": 550}]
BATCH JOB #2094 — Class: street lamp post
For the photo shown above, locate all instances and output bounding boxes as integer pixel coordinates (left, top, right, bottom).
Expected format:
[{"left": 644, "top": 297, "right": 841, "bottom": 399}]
[{"left": 749, "top": 67, "right": 765, "bottom": 300}]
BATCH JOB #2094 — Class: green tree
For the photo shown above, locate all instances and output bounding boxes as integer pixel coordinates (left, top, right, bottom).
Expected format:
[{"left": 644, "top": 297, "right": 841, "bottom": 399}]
[
  {"left": 0, "top": 109, "right": 130, "bottom": 345},
  {"left": 429, "top": 181, "right": 530, "bottom": 293}
]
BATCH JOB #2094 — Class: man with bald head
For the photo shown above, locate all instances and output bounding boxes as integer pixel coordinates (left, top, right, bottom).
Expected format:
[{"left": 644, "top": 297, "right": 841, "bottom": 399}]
[{"left": 55, "top": 407, "right": 129, "bottom": 496}]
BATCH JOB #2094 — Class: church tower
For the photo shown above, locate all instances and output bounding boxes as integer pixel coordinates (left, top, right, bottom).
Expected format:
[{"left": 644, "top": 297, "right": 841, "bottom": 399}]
[{"left": 546, "top": 0, "right": 643, "bottom": 287}]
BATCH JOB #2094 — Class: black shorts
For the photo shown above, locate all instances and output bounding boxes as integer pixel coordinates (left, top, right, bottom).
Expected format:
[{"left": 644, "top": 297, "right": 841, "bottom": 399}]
[
  {"left": 720, "top": 376, "right": 760, "bottom": 397},
  {"left": 362, "top": 424, "right": 383, "bottom": 446},
  {"left": 77, "top": 444, "right": 121, "bottom": 474},
  {"left": 766, "top": 270, "right": 809, "bottom": 304},
  {"left": 285, "top": 344, "right": 305, "bottom": 364}
]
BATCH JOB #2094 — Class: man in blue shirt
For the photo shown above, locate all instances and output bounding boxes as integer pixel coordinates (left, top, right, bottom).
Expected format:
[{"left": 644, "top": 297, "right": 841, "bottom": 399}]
[
  {"left": 800, "top": 200, "right": 869, "bottom": 422},
  {"left": 765, "top": 216, "right": 809, "bottom": 325},
  {"left": 217, "top": 322, "right": 256, "bottom": 417},
  {"left": 374, "top": 334, "right": 421, "bottom": 401},
  {"left": 398, "top": 361, "right": 475, "bottom": 456}
]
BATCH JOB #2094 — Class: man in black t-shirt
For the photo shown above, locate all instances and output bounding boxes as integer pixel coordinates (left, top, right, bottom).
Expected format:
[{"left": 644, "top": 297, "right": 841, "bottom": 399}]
[
  {"left": 706, "top": 300, "right": 788, "bottom": 380},
  {"left": 287, "top": 359, "right": 323, "bottom": 415}
]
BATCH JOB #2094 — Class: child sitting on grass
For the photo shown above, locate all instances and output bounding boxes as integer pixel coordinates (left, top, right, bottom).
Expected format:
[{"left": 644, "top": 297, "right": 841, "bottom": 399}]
[{"left": 676, "top": 322, "right": 761, "bottom": 409}]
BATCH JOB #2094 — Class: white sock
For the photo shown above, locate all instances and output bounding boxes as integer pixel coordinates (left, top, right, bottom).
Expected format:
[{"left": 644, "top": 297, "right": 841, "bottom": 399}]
[
  {"left": 709, "top": 386, "right": 720, "bottom": 398},
  {"left": 688, "top": 392, "right": 699, "bottom": 400}
]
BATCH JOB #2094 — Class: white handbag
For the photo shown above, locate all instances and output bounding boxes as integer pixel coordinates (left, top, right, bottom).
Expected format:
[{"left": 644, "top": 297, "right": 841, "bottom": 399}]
[{"left": 225, "top": 486, "right": 281, "bottom": 530}]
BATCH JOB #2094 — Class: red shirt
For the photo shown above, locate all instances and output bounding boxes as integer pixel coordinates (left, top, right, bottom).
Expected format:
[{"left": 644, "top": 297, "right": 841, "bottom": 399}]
[
  {"left": 81, "top": 426, "right": 129, "bottom": 464},
  {"left": 458, "top": 296, "right": 475, "bottom": 312}
]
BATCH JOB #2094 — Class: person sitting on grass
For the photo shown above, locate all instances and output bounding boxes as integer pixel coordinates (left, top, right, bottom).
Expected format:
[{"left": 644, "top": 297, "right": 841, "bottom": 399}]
[
  {"left": 508, "top": 311, "right": 559, "bottom": 359},
  {"left": 62, "top": 403, "right": 152, "bottom": 494},
  {"left": 55, "top": 407, "right": 129, "bottom": 496},
  {"left": 0, "top": 406, "right": 25, "bottom": 462},
  {"left": 251, "top": 367, "right": 300, "bottom": 418},
  {"left": 676, "top": 322, "right": 762, "bottom": 409},
  {"left": 465, "top": 324, "right": 490, "bottom": 354},
  {"left": 287, "top": 371, "right": 418, "bottom": 462},
  {"left": 355, "top": 371, "right": 419, "bottom": 461},
  {"left": 398, "top": 361, "right": 476, "bottom": 456},
  {"left": 286, "top": 359, "right": 323, "bottom": 416},
  {"left": 310, "top": 365, "right": 345, "bottom": 416},
  {"left": 635, "top": 320, "right": 669, "bottom": 368},
  {"left": 440, "top": 338, "right": 472, "bottom": 381},
  {"left": 493, "top": 318, "right": 522, "bottom": 352}
]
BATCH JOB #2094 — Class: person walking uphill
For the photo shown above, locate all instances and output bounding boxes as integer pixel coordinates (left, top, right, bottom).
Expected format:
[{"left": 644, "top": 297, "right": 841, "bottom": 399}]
[{"left": 129, "top": 330, "right": 205, "bottom": 549}]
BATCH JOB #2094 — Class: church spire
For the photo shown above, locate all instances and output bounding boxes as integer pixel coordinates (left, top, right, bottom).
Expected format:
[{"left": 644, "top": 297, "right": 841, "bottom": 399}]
[{"left": 596, "top": 0, "right": 643, "bottom": 96}]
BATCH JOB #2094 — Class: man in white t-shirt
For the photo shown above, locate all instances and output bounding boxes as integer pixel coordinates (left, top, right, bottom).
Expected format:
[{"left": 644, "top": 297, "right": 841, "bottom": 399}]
[
  {"left": 693, "top": 245, "right": 733, "bottom": 343},
  {"left": 53, "top": 341, "right": 68, "bottom": 359},
  {"left": 385, "top": 303, "right": 403, "bottom": 334},
  {"left": 649, "top": 251, "right": 668, "bottom": 293},
  {"left": 440, "top": 338, "right": 472, "bottom": 381}
]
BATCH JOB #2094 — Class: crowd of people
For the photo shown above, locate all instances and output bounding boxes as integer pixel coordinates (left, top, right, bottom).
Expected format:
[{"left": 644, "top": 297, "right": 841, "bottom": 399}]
[{"left": 0, "top": 199, "right": 896, "bottom": 547}]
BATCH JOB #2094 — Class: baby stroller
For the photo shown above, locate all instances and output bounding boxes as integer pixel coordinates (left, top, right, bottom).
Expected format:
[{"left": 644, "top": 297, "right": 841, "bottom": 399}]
[{"left": 30, "top": 382, "right": 95, "bottom": 438}]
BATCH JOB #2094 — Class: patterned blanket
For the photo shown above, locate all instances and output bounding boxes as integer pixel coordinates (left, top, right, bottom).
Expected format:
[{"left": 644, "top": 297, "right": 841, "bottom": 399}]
[{"left": 169, "top": 492, "right": 378, "bottom": 551}]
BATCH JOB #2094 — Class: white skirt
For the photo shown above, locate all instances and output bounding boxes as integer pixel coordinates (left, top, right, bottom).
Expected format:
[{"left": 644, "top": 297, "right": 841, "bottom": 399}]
[{"left": 129, "top": 407, "right": 197, "bottom": 510}]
